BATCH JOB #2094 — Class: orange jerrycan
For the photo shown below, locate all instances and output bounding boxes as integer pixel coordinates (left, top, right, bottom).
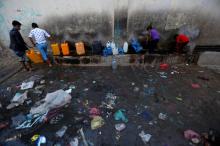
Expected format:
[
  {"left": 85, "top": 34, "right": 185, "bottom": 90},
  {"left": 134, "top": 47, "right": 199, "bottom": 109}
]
[
  {"left": 26, "top": 49, "right": 43, "bottom": 63},
  {"left": 61, "top": 42, "right": 70, "bottom": 56},
  {"left": 51, "top": 43, "right": 60, "bottom": 55},
  {"left": 75, "top": 42, "right": 85, "bottom": 55}
]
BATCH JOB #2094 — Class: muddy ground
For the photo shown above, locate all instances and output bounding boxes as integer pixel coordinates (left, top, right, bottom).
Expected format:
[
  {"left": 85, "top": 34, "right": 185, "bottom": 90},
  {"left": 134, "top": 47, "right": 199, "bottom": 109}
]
[{"left": 0, "top": 64, "right": 220, "bottom": 146}]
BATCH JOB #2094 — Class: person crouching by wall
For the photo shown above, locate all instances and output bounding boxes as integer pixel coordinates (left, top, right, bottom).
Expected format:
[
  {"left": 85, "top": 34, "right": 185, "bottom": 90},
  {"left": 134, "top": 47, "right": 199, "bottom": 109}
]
[
  {"left": 9, "top": 20, "right": 33, "bottom": 71},
  {"left": 147, "top": 25, "right": 160, "bottom": 54},
  {"left": 28, "top": 23, "right": 52, "bottom": 67},
  {"left": 175, "top": 34, "right": 189, "bottom": 54}
]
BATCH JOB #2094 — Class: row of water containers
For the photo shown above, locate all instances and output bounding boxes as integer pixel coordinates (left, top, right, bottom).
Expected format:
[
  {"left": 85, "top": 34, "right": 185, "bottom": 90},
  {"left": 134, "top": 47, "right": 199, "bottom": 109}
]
[{"left": 103, "top": 41, "right": 128, "bottom": 56}]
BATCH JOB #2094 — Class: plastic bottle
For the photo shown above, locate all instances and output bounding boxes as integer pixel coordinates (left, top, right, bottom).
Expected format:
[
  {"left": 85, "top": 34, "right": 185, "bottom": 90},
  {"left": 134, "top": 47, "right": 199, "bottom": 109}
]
[
  {"left": 112, "top": 58, "right": 117, "bottom": 70},
  {"left": 123, "top": 42, "right": 128, "bottom": 53},
  {"left": 111, "top": 41, "right": 118, "bottom": 55}
]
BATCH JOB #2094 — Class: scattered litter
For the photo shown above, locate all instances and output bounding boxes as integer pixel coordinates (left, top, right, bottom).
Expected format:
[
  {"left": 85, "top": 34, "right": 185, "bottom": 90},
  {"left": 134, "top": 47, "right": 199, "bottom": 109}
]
[
  {"left": 191, "top": 83, "right": 200, "bottom": 89},
  {"left": 89, "top": 107, "right": 101, "bottom": 118},
  {"left": 65, "top": 88, "right": 72, "bottom": 94},
  {"left": 171, "top": 70, "right": 179, "bottom": 75},
  {"left": 79, "top": 128, "right": 88, "bottom": 146},
  {"left": 176, "top": 97, "right": 183, "bottom": 101},
  {"left": 31, "top": 134, "right": 40, "bottom": 142},
  {"left": 92, "top": 81, "right": 96, "bottom": 84},
  {"left": 20, "top": 81, "right": 34, "bottom": 90},
  {"left": 26, "top": 100, "right": 32, "bottom": 105},
  {"left": 186, "top": 63, "right": 189, "bottom": 66},
  {"left": 91, "top": 116, "right": 105, "bottom": 130},
  {"left": 217, "top": 91, "right": 220, "bottom": 93},
  {"left": 134, "top": 87, "right": 139, "bottom": 92},
  {"left": 11, "top": 113, "right": 26, "bottom": 127},
  {"left": 158, "top": 113, "right": 167, "bottom": 120},
  {"left": 30, "top": 89, "right": 72, "bottom": 114},
  {"left": 184, "top": 129, "right": 200, "bottom": 144},
  {"left": 0, "top": 121, "right": 9, "bottom": 130},
  {"left": 143, "top": 84, "right": 148, "bottom": 88},
  {"left": 141, "top": 111, "right": 153, "bottom": 121},
  {"left": 115, "top": 123, "right": 126, "bottom": 131},
  {"left": 131, "top": 82, "right": 135, "bottom": 86},
  {"left": 7, "top": 91, "right": 28, "bottom": 109},
  {"left": 37, "top": 135, "right": 46, "bottom": 146},
  {"left": 139, "top": 130, "right": 152, "bottom": 143},
  {"left": 198, "top": 70, "right": 204, "bottom": 73},
  {"left": 49, "top": 114, "right": 64, "bottom": 124},
  {"left": 49, "top": 81, "right": 53, "bottom": 84},
  {"left": 69, "top": 85, "right": 76, "bottom": 89},
  {"left": 84, "top": 88, "right": 89, "bottom": 92},
  {"left": 197, "top": 76, "right": 209, "bottom": 81},
  {"left": 103, "top": 93, "right": 117, "bottom": 109},
  {"left": 7, "top": 87, "right": 11, "bottom": 92},
  {"left": 69, "top": 137, "right": 79, "bottom": 146},
  {"left": 56, "top": 126, "right": 68, "bottom": 137},
  {"left": 35, "top": 85, "right": 45, "bottom": 90},
  {"left": 40, "top": 80, "right": 45, "bottom": 84},
  {"left": 114, "top": 109, "right": 128, "bottom": 123},
  {"left": 160, "top": 63, "right": 169, "bottom": 70},
  {"left": 158, "top": 72, "right": 168, "bottom": 78}
]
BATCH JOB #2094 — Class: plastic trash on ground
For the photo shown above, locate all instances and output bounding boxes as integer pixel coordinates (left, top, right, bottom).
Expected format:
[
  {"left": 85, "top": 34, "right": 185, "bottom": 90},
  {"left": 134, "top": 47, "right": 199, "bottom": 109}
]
[
  {"left": 89, "top": 107, "right": 100, "bottom": 118},
  {"left": 160, "top": 63, "right": 169, "bottom": 70},
  {"left": 91, "top": 116, "right": 105, "bottom": 130},
  {"left": 158, "top": 113, "right": 167, "bottom": 120},
  {"left": 7, "top": 91, "right": 28, "bottom": 109},
  {"left": 56, "top": 126, "right": 68, "bottom": 137},
  {"left": 37, "top": 136, "right": 46, "bottom": 146},
  {"left": 69, "top": 137, "right": 79, "bottom": 146},
  {"left": 139, "top": 130, "right": 152, "bottom": 143},
  {"left": 115, "top": 123, "right": 126, "bottom": 131},
  {"left": 20, "top": 81, "right": 34, "bottom": 90},
  {"left": 184, "top": 129, "right": 200, "bottom": 144},
  {"left": 30, "top": 89, "right": 72, "bottom": 115},
  {"left": 114, "top": 109, "right": 128, "bottom": 123},
  {"left": 11, "top": 113, "right": 26, "bottom": 127},
  {"left": 191, "top": 83, "right": 200, "bottom": 89}
]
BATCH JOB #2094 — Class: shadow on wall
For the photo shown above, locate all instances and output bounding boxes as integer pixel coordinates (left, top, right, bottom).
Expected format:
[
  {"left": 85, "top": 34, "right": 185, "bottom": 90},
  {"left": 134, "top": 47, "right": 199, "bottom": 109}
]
[{"left": 43, "top": 13, "right": 113, "bottom": 45}]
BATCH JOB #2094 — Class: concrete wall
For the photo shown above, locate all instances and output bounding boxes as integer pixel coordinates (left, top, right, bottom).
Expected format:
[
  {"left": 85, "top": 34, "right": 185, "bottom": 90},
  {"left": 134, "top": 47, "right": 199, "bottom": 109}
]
[{"left": 0, "top": 0, "right": 220, "bottom": 51}]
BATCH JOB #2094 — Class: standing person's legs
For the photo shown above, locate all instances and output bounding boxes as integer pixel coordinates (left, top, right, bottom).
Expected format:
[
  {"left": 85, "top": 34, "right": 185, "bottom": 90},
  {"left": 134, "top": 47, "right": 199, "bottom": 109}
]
[
  {"left": 15, "top": 51, "right": 31, "bottom": 71},
  {"left": 36, "top": 43, "right": 52, "bottom": 67},
  {"left": 148, "top": 39, "right": 159, "bottom": 54}
]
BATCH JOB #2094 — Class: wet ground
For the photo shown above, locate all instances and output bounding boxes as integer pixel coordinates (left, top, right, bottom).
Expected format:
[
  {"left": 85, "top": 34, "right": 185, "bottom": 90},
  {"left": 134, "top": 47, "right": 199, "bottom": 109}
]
[{"left": 0, "top": 64, "right": 220, "bottom": 146}]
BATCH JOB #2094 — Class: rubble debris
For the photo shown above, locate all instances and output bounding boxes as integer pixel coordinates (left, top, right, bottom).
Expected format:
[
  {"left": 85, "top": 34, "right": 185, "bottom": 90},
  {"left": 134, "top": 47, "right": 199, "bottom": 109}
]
[
  {"left": 56, "top": 126, "right": 68, "bottom": 137},
  {"left": 91, "top": 116, "right": 105, "bottom": 130},
  {"left": 139, "top": 130, "right": 152, "bottom": 143},
  {"left": 115, "top": 123, "right": 126, "bottom": 131},
  {"left": 114, "top": 109, "right": 128, "bottom": 123},
  {"left": 158, "top": 113, "right": 167, "bottom": 120},
  {"left": 30, "top": 89, "right": 72, "bottom": 114},
  {"left": 20, "top": 81, "right": 34, "bottom": 90},
  {"left": 7, "top": 91, "right": 28, "bottom": 109}
]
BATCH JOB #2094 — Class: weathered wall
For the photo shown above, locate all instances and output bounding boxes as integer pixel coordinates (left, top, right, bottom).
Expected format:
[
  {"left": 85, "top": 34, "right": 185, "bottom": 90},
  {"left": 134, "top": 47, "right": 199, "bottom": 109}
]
[{"left": 0, "top": 0, "right": 220, "bottom": 51}]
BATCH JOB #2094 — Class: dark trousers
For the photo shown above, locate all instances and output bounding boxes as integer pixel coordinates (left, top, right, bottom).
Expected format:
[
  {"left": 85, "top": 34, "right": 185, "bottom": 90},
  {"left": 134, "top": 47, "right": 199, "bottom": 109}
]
[{"left": 148, "top": 39, "right": 159, "bottom": 54}]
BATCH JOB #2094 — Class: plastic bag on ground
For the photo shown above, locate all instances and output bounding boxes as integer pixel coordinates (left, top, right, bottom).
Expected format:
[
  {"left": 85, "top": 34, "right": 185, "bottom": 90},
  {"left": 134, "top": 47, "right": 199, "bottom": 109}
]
[
  {"left": 184, "top": 129, "right": 200, "bottom": 143},
  {"left": 30, "top": 89, "right": 72, "bottom": 115},
  {"left": 7, "top": 91, "right": 28, "bottom": 109},
  {"left": 91, "top": 116, "right": 105, "bottom": 130},
  {"left": 139, "top": 131, "right": 152, "bottom": 143},
  {"left": 114, "top": 109, "right": 128, "bottom": 123},
  {"left": 56, "top": 126, "right": 68, "bottom": 137},
  {"left": 21, "top": 81, "right": 34, "bottom": 90}
]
